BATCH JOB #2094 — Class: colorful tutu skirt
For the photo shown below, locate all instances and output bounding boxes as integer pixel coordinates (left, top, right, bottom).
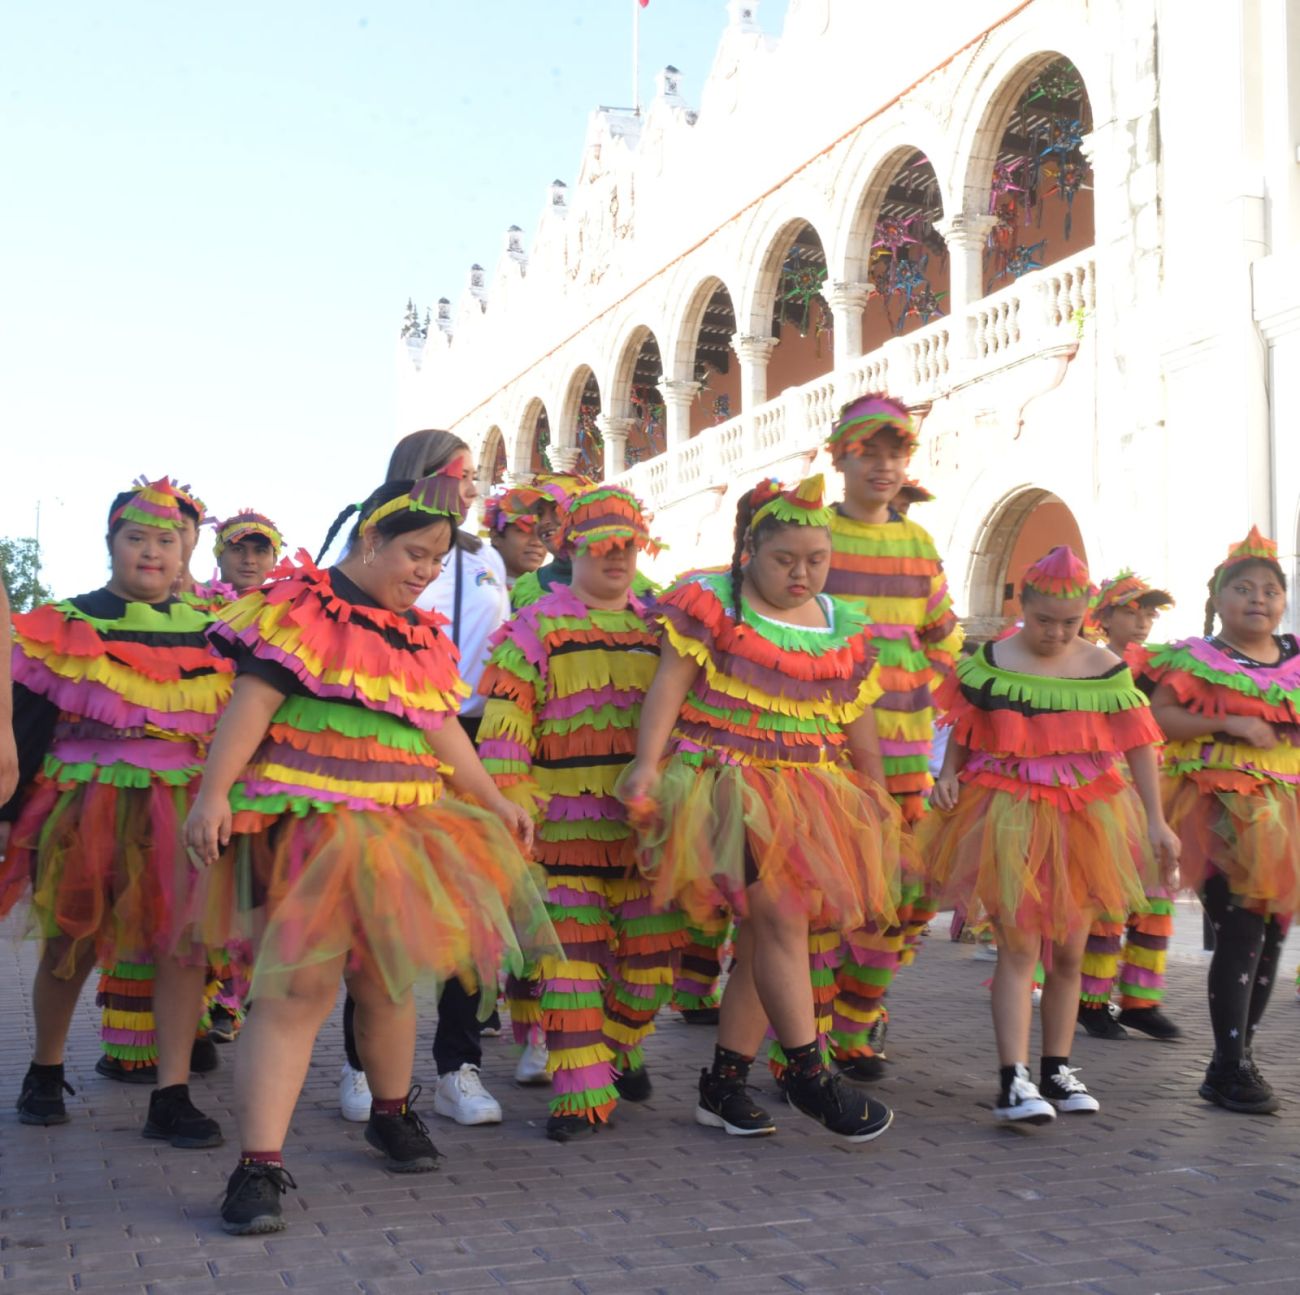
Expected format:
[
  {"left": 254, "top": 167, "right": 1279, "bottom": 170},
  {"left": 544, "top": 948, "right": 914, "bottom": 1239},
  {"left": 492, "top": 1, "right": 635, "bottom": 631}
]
[
  {"left": 917, "top": 780, "right": 1154, "bottom": 942},
  {"left": 0, "top": 778, "right": 209, "bottom": 977},
  {"left": 1163, "top": 777, "right": 1300, "bottom": 916},
  {"left": 627, "top": 758, "right": 905, "bottom": 932},
  {"left": 225, "top": 800, "right": 559, "bottom": 1002}
]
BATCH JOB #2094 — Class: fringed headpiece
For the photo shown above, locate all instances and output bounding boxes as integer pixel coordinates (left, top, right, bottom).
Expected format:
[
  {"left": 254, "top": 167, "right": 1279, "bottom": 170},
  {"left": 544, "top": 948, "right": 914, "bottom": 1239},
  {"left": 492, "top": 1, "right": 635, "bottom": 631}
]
[
  {"left": 483, "top": 486, "right": 547, "bottom": 535},
  {"left": 213, "top": 509, "right": 284, "bottom": 558},
  {"left": 170, "top": 480, "right": 210, "bottom": 526},
  {"left": 895, "top": 477, "right": 934, "bottom": 505},
  {"left": 361, "top": 462, "right": 467, "bottom": 533},
  {"left": 1213, "top": 526, "right": 1283, "bottom": 591},
  {"left": 561, "top": 484, "right": 661, "bottom": 557},
  {"left": 825, "top": 393, "right": 918, "bottom": 459},
  {"left": 109, "top": 477, "right": 186, "bottom": 531},
  {"left": 749, "top": 474, "right": 833, "bottom": 532},
  {"left": 1090, "top": 569, "right": 1173, "bottom": 617},
  {"left": 533, "top": 472, "right": 597, "bottom": 512},
  {"left": 1022, "top": 546, "right": 1093, "bottom": 600}
]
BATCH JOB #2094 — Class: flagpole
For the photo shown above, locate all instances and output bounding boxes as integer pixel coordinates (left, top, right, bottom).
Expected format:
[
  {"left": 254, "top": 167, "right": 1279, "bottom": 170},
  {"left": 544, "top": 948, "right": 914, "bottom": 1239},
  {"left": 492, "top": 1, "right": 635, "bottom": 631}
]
[{"left": 632, "top": 0, "right": 641, "bottom": 116}]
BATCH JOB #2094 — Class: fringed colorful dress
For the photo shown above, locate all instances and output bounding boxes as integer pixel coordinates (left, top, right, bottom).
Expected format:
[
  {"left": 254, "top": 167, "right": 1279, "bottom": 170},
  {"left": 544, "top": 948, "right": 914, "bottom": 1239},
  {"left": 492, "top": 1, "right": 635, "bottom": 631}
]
[
  {"left": 478, "top": 586, "right": 682, "bottom": 1123},
  {"left": 0, "top": 592, "right": 234, "bottom": 1005},
  {"left": 821, "top": 507, "right": 963, "bottom": 1060},
  {"left": 1135, "top": 635, "right": 1300, "bottom": 915},
  {"left": 630, "top": 572, "right": 905, "bottom": 1054},
  {"left": 204, "top": 557, "right": 557, "bottom": 1001},
  {"left": 918, "top": 641, "right": 1161, "bottom": 940}
]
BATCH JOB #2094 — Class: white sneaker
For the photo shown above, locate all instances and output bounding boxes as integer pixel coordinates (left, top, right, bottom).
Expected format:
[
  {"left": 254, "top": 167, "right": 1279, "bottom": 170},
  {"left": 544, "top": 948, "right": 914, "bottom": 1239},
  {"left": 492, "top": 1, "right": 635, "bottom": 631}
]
[
  {"left": 433, "top": 1064, "right": 503, "bottom": 1125},
  {"left": 513, "top": 1042, "right": 551, "bottom": 1086},
  {"left": 1040, "top": 1063, "right": 1100, "bottom": 1114},
  {"left": 993, "top": 1063, "right": 1056, "bottom": 1125},
  {"left": 972, "top": 943, "right": 999, "bottom": 962},
  {"left": 339, "top": 1063, "right": 372, "bottom": 1122}
]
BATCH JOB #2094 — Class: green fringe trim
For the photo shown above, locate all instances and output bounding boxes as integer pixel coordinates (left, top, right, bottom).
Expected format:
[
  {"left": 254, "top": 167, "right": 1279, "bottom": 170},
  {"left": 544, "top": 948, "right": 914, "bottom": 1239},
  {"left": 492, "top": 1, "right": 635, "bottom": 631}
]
[
  {"left": 550, "top": 1085, "right": 620, "bottom": 1116},
  {"left": 614, "top": 1046, "right": 646, "bottom": 1071},
  {"left": 534, "top": 607, "right": 654, "bottom": 637},
  {"left": 1145, "top": 641, "right": 1300, "bottom": 708},
  {"left": 694, "top": 572, "right": 873, "bottom": 652},
  {"left": 956, "top": 652, "right": 1151, "bottom": 713},
  {"left": 273, "top": 694, "right": 432, "bottom": 753},
  {"left": 102, "top": 1044, "right": 157, "bottom": 1063},
  {"left": 539, "top": 990, "right": 604, "bottom": 1011},
  {"left": 836, "top": 963, "right": 893, "bottom": 989},
  {"left": 539, "top": 819, "right": 629, "bottom": 843},
  {"left": 52, "top": 598, "right": 215, "bottom": 635},
  {"left": 1117, "top": 982, "right": 1163, "bottom": 1003},
  {"left": 829, "top": 515, "right": 944, "bottom": 561},
  {"left": 538, "top": 704, "right": 642, "bottom": 737},
  {"left": 489, "top": 639, "right": 544, "bottom": 686},
  {"left": 685, "top": 692, "right": 832, "bottom": 734},
  {"left": 672, "top": 988, "right": 721, "bottom": 1010},
  {"left": 43, "top": 756, "right": 200, "bottom": 788},
  {"left": 102, "top": 961, "right": 156, "bottom": 980}
]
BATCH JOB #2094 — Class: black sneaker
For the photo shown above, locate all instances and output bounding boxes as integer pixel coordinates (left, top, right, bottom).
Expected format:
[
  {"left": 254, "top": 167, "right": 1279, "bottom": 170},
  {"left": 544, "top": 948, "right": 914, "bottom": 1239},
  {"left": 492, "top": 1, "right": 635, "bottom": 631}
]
[
  {"left": 783, "top": 1070, "right": 893, "bottom": 1143},
  {"left": 208, "top": 1006, "right": 238, "bottom": 1044},
  {"left": 1117, "top": 1006, "right": 1182, "bottom": 1040},
  {"left": 679, "top": 1007, "right": 721, "bottom": 1025},
  {"left": 1242, "top": 1050, "right": 1274, "bottom": 1097},
  {"left": 17, "top": 1064, "right": 75, "bottom": 1126},
  {"left": 364, "top": 1087, "right": 440, "bottom": 1172},
  {"left": 220, "top": 1161, "right": 298, "bottom": 1235},
  {"left": 1199, "top": 1058, "right": 1280, "bottom": 1114},
  {"left": 96, "top": 1055, "right": 157, "bottom": 1085},
  {"left": 1078, "top": 1005, "right": 1128, "bottom": 1040},
  {"left": 142, "top": 1084, "right": 224, "bottom": 1148},
  {"left": 696, "top": 1068, "right": 775, "bottom": 1137},
  {"left": 834, "top": 1053, "right": 887, "bottom": 1082},
  {"left": 190, "top": 1037, "right": 220, "bottom": 1074},
  {"left": 613, "top": 1065, "right": 652, "bottom": 1102},
  {"left": 545, "top": 1113, "right": 600, "bottom": 1143}
]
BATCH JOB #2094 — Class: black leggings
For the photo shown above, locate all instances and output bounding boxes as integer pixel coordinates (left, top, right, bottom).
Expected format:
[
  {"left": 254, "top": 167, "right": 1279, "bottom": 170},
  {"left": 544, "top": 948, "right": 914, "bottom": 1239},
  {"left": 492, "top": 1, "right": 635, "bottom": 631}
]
[
  {"left": 1201, "top": 873, "right": 1287, "bottom": 1064},
  {"left": 343, "top": 978, "right": 483, "bottom": 1076}
]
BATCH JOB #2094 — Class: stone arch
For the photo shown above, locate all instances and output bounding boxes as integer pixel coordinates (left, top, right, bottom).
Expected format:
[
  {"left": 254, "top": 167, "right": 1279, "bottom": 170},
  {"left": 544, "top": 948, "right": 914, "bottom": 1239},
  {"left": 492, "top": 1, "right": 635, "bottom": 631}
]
[
  {"left": 965, "top": 485, "right": 1088, "bottom": 632},
  {"left": 556, "top": 364, "right": 604, "bottom": 479},
  {"left": 479, "top": 425, "right": 507, "bottom": 493},
  {"left": 738, "top": 215, "right": 833, "bottom": 340},
  {"left": 609, "top": 324, "right": 669, "bottom": 466},
  {"left": 514, "top": 397, "right": 551, "bottom": 477},
  {"left": 665, "top": 275, "right": 740, "bottom": 387}
]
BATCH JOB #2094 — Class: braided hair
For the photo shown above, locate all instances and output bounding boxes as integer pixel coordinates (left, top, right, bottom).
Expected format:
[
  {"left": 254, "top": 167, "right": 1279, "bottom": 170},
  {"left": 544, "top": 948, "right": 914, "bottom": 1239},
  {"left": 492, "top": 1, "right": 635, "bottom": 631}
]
[
  {"left": 1203, "top": 557, "right": 1288, "bottom": 636},
  {"left": 315, "top": 480, "right": 458, "bottom": 566}
]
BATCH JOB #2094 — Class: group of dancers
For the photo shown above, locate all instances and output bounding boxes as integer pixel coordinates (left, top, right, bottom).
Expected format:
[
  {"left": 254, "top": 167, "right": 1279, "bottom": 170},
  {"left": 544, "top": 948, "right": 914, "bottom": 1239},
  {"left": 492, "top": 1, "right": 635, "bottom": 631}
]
[{"left": 0, "top": 395, "right": 1296, "bottom": 1239}]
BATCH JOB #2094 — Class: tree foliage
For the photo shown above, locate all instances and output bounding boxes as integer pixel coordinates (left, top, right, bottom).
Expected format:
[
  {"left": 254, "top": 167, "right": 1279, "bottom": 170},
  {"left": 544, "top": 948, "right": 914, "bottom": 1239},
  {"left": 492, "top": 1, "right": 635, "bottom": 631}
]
[{"left": 0, "top": 536, "right": 53, "bottom": 612}]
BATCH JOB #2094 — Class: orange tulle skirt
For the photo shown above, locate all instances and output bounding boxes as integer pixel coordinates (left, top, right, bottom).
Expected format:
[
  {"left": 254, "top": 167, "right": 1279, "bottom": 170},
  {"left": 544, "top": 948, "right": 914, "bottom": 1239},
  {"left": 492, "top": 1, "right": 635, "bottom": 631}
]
[
  {"left": 217, "top": 801, "right": 559, "bottom": 1003},
  {"left": 1163, "top": 777, "right": 1300, "bottom": 916},
  {"left": 917, "top": 781, "right": 1155, "bottom": 943},
  {"left": 0, "top": 779, "right": 209, "bottom": 977},
  {"left": 626, "top": 759, "right": 907, "bottom": 932}
]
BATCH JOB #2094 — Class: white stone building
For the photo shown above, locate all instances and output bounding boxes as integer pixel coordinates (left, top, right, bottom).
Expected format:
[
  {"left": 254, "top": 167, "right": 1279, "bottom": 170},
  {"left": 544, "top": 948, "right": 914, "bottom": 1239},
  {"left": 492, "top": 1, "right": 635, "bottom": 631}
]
[{"left": 397, "top": 0, "right": 1300, "bottom": 637}]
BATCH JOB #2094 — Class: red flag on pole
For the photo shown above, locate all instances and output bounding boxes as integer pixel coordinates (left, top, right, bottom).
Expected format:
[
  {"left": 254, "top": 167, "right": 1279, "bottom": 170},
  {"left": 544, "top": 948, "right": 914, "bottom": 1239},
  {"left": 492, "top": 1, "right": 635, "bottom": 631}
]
[{"left": 638, "top": 0, "right": 649, "bottom": 7}]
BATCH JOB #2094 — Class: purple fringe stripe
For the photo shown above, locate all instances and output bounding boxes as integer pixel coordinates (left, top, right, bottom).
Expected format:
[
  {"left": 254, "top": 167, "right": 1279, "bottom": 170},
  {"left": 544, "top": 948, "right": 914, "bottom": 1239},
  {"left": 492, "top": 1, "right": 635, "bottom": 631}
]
[
  {"left": 15, "top": 658, "right": 215, "bottom": 735},
  {"left": 52, "top": 737, "right": 201, "bottom": 771},
  {"left": 550, "top": 1062, "right": 615, "bottom": 1093},
  {"left": 1119, "top": 966, "right": 1164, "bottom": 989}
]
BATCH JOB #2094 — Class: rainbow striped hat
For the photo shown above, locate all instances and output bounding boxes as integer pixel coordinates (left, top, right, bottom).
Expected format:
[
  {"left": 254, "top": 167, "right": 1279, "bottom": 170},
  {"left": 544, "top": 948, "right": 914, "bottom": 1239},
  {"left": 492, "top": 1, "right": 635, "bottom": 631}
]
[
  {"left": 562, "top": 484, "right": 661, "bottom": 557},
  {"left": 213, "top": 510, "right": 284, "bottom": 558},
  {"left": 109, "top": 477, "right": 186, "bottom": 531},
  {"left": 826, "top": 393, "right": 918, "bottom": 458}
]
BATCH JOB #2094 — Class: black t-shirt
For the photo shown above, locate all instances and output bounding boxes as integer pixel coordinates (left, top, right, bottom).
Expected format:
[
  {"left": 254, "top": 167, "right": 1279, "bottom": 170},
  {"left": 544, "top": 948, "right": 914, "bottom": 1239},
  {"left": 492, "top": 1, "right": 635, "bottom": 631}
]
[{"left": 1207, "top": 633, "right": 1300, "bottom": 669}]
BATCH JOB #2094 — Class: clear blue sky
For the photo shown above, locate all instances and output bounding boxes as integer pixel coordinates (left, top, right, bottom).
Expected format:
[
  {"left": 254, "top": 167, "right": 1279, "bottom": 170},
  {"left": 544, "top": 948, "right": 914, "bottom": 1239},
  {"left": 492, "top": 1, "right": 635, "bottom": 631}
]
[{"left": 1, "top": 0, "right": 788, "bottom": 597}]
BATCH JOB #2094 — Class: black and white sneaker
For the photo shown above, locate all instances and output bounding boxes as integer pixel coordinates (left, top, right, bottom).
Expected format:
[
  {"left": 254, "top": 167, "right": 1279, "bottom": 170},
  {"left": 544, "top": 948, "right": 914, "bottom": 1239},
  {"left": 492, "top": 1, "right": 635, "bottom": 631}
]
[
  {"left": 696, "top": 1068, "right": 776, "bottom": 1137},
  {"left": 220, "top": 1161, "right": 298, "bottom": 1235},
  {"left": 993, "top": 1064, "right": 1055, "bottom": 1125},
  {"left": 783, "top": 1070, "right": 893, "bottom": 1143},
  {"left": 364, "top": 1087, "right": 441, "bottom": 1172},
  {"left": 1040, "top": 1063, "right": 1100, "bottom": 1113}
]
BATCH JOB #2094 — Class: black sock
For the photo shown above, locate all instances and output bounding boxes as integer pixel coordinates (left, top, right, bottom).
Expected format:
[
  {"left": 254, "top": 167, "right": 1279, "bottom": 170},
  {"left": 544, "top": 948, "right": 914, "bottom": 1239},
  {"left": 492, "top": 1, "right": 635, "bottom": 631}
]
[
  {"left": 153, "top": 1083, "right": 188, "bottom": 1100},
  {"left": 998, "top": 1064, "right": 1021, "bottom": 1096},
  {"left": 710, "top": 1046, "right": 753, "bottom": 1084},
  {"left": 29, "top": 1061, "right": 64, "bottom": 1078},
  {"left": 1203, "top": 874, "right": 1267, "bottom": 1064},
  {"left": 1040, "top": 1055, "right": 1069, "bottom": 1088},
  {"left": 783, "top": 1041, "right": 825, "bottom": 1084}
]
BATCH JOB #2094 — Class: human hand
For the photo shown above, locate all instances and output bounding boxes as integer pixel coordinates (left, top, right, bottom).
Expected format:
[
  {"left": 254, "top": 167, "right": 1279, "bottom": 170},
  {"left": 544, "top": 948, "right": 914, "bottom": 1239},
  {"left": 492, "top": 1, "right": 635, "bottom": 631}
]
[
  {"left": 183, "top": 791, "right": 232, "bottom": 867},
  {"left": 492, "top": 796, "right": 535, "bottom": 852},
  {"left": 1150, "top": 818, "right": 1181, "bottom": 886},
  {"left": 930, "top": 773, "right": 960, "bottom": 812},
  {"left": 1223, "top": 714, "right": 1278, "bottom": 749}
]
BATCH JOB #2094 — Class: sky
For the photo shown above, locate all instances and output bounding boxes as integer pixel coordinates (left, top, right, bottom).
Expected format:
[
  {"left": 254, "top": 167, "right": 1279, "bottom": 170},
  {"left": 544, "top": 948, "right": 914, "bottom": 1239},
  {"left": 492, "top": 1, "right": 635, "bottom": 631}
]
[{"left": 1, "top": 0, "right": 789, "bottom": 598}]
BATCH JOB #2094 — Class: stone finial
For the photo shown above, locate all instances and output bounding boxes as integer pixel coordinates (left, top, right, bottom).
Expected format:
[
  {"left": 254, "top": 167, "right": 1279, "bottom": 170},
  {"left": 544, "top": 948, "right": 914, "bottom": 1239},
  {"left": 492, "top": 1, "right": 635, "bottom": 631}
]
[
  {"left": 550, "top": 179, "right": 569, "bottom": 214},
  {"left": 435, "top": 297, "right": 452, "bottom": 335},
  {"left": 727, "top": 0, "right": 760, "bottom": 33},
  {"left": 655, "top": 65, "right": 684, "bottom": 105},
  {"left": 505, "top": 225, "right": 526, "bottom": 263}
]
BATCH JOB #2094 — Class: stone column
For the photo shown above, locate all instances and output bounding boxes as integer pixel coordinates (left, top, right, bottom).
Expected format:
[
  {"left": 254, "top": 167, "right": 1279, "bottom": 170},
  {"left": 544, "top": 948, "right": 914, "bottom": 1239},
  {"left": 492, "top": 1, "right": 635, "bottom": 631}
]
[
  {"left": 822, "top": 282, "right": 872, "bottom": 370},
  {"left": 730, "top": 333, "right": 778, "bottom": 409},
  {"left": 659, "top": 379, "right": 701, "bottom": 450},
  {"left": 548, "top": 446, "right": 581, "bottom": 474},
  {"left": 935, "top": 213, "right": 998, "bottom": 323},
  {"left": 596, "top": 415, "right": 635, "bottom": 478}
]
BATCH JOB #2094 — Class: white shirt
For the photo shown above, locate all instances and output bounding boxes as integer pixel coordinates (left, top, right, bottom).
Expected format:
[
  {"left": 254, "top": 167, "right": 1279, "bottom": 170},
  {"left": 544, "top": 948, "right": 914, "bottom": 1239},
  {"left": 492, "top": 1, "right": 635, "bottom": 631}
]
[{"left": 417, "top": 541, "right": 510, "bottom": 717}]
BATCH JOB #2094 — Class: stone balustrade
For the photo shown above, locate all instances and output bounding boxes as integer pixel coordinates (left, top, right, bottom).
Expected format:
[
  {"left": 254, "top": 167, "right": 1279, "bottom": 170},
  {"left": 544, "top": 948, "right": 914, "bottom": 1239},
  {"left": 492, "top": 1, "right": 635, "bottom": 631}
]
[{"left": 613, "top": 248, "right": 1096, "bottom": 508}]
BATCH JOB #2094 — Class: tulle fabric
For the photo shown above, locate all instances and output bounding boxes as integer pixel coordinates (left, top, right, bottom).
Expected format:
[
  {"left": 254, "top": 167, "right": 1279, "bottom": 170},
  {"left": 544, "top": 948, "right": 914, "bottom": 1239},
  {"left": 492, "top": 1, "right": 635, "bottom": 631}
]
[
  {"left": 1163, "top": 778, "right": 1300, "bottom": 916},
  {"left": 626, "top": 759, "right": 906, "bottom": 932},
  {"left": 0, "top": 780, "right": 207, "bottom": 977},
  {"left": 222, "top": 801, "right": 559, "bottom": 1003},
  {"left": 917, "top": 782, "right": 1155, "bottom": 942}
]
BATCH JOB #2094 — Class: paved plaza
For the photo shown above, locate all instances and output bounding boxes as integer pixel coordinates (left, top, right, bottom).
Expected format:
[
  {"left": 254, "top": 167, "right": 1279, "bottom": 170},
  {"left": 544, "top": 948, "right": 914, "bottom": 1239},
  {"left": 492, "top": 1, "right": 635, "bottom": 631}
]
[{"left": 2, "top": 902, "right": 1299, "bottom": 1294}]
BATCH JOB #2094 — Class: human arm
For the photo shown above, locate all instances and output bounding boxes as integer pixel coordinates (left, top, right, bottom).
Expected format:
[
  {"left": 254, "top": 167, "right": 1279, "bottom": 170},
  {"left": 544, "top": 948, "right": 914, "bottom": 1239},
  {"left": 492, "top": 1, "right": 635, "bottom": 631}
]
[
  {"left": 844, "top": 707, "right": 886, "bottom": 786},
  {"left": 183, "top": 674, "right": 284, "bottom": 864},
  {"left": 1123, "top": 742, "right": 1181, "bottom": 881},
  {"left": 428, "top": 717, "right": 534, "bottom": 851},
  {"left": 619, "top": 641, "right": 699, "bottom": 803},
  {"left": 919, "top": 569, "right": 964, "bottom": 681},
  {"left": 0, "top": 582, "right": 15, "bottom": 806},
  {"left": 929, "top": 731, "right": 967, "bottom": 811},
  {"left": 1149, "top": 682, "right": 1277, "bottom": 748}
]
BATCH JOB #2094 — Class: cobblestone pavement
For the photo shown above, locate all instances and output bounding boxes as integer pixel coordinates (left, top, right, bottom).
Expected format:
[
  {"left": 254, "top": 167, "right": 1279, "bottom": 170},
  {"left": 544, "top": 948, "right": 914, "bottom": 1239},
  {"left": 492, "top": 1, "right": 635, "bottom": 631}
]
[{"left": 2, "top": 901, "right": 1300, "bottom": 1294}]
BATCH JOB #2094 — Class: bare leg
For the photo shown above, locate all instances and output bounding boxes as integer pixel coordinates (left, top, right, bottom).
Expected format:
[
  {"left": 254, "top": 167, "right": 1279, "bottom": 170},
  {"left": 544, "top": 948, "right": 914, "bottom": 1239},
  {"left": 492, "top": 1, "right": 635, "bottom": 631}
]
[
  {"left": 32, "top": 942, "right": 97, "bottom": 1064},
  {"left": 1041, "top": 918, "right": 1092, "bottom": 1058},
  {"left": 153, "top": 956, "right": 209, "bottom": 1088},
  {"left": 745, "top": 884, "right": 815, "bottom": 1049},
  {"left": 345, "top": 968, "right": 416, "bottom": 1102},
  {"left": 989, "top": 922, "right": 1040, "bottom": 1066},
  {"left": 716, "top": 922, "right": 769, "bottom": 1056},
  {"left": 234, "top": 956, "right": 345, "bottom": 1151}
]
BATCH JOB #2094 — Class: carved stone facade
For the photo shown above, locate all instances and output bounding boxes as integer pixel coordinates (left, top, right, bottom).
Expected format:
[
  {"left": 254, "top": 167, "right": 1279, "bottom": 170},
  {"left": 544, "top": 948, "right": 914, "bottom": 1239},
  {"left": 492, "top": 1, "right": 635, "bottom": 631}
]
[{"left": 398, "top": 0, "right": 1300, "bottom": 636}]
